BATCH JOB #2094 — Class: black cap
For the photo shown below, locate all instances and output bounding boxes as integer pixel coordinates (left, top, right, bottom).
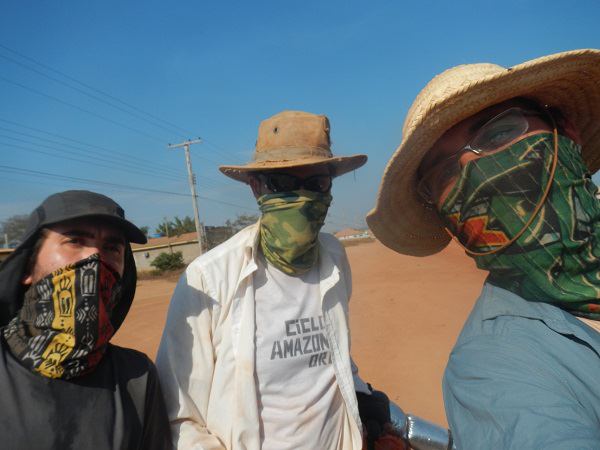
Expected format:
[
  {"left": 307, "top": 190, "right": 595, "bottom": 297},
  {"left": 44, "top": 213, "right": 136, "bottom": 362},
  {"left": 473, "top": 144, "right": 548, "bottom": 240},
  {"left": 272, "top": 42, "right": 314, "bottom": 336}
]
[
  {"left": 0, "top": 190, "right": 145, "bottom": 326},
  {"left": 26, "top": 190, "right": 147, "bottom": 244}
]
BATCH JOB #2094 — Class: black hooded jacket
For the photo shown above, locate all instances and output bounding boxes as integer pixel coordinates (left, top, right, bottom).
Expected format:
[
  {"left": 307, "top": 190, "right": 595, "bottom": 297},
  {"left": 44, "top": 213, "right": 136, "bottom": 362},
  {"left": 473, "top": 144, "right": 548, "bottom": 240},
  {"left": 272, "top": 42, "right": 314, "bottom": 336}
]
[{"left": 0, "top": 191, "right": 171, "bottom": 450}]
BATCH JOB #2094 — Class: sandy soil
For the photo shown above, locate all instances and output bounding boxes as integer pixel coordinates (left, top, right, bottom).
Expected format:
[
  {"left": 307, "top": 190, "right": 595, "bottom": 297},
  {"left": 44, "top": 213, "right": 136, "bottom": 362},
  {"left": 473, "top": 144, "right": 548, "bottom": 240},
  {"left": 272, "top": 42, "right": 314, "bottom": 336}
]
[{"left": 112, "top": 239, "right": 486, "bottom": 427}]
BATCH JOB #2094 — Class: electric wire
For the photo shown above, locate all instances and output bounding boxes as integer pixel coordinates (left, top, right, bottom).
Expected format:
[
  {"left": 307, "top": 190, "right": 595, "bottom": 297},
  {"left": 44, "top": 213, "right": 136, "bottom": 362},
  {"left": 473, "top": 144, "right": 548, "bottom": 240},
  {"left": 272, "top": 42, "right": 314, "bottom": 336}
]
[
  {"left": 0, "top": 165, "right": 258, "bottom": 212},
  {"left": 0, "top": 127, "right": 244, "bottom": 189},
  {"left": 0, "top": 75, "right": 169, "bottom": 142},
  {"left": 0, "top": 43, "right": 195, "bottom": 137},
  {"left": 0, "top": 45, "right": 362, "bottom": 226},
  {"left": 0, "top": 52, "right": 189, "bottom": 138},
  {"left": 0, "top": 132, "right": 183, "bottom": 181},
  {"left": 0, "top": 138, "right": 185, "bottom": 183},
  {"left": 0, "top": 121, "right": 245, "bottom": 190},
  {"left": 0, "top": 118, "right": 183, "bottom": 177},
  {"left": 0, "top": 43, "right": 245, "bottom": 164}
]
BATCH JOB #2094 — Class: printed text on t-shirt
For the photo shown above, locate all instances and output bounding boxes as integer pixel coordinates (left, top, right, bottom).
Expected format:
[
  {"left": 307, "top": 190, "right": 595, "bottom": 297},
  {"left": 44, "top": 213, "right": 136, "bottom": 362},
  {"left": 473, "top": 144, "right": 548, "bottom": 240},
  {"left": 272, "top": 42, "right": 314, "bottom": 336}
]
[{"left": 270, "top": 315, "right": 332, "bottom": 368}]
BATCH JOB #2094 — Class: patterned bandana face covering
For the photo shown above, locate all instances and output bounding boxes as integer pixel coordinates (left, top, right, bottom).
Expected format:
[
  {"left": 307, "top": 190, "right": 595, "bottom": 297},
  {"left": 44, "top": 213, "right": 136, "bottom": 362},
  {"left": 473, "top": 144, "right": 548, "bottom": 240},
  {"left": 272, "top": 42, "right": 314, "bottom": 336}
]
[
  {"left": 439, "top": 133, "right": 600, "bottom": 319},
  {"left": 258, "top": 190, "right": 332, "bottom": 276},
  {"left": 3, "top": 254, "right": 122, "bottom": 379}
]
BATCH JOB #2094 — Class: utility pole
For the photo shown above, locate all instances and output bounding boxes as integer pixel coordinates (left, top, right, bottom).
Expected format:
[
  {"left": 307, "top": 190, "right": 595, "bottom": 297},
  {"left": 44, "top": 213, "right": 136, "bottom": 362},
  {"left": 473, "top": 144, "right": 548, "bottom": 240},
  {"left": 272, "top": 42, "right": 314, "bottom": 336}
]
[{"left": 168, "top": 138, "right": 205, "bottom": 254}]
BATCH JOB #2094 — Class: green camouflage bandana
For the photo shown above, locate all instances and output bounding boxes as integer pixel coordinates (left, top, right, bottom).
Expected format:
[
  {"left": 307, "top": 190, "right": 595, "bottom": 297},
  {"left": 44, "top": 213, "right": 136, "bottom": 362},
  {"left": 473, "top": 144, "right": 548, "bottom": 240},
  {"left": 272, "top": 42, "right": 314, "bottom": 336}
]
[
  {"left": 440, "top": 133, "right": 600, "bottom": 319},
  {"left": 258, "top": 190, "right": 332, "bottom": 276}
]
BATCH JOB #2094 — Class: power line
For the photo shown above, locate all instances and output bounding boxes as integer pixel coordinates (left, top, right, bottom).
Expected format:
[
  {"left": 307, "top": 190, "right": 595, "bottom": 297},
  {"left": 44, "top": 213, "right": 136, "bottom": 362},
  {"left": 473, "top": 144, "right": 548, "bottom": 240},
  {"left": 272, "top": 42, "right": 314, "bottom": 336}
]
[
  {"left": 0, "top": 165, "right": 258, "bottom": 212},
  {"left": 0, "top": 129, "right": 234, "bottom": 191},
  {"left": 0, "top": 52, "right": 189, "bottom": 138},
  {"left": 0, "top": 43, "right": 193, "bottom": 137},
  {"left": 0, "top": 75, "right": 239, "bottom": 167},
  {"left": 0, "top": 43, "right": 246, "bottom": 164},
  {"left": 0, "top": 121, "right": 242, "bottom": 192},
  {"left": 0, "top": 138, "right": 185, "bottom": 183},
  {"left": 200, "top": 137, "right": 246, "bottom": 164},
  {"left": 0, "top": 117, "right": 183, "bottom": 176},
  {"left": 0, "top": 75, "right": 169, "bottom": 143},
  {"left": 0, "top": 164, "right": 189, "bottom": 196}
]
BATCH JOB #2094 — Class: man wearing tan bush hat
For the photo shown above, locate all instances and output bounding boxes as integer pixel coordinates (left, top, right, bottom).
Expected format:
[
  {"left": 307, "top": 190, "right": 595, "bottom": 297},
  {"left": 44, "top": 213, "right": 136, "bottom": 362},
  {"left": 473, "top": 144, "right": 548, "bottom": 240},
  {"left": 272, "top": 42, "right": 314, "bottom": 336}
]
[
  {"left": 368, "top": 49, "right": 600, "bottom": 448},
  {"left": 157, "top": 111, "right": 404, "bottom": 449}
]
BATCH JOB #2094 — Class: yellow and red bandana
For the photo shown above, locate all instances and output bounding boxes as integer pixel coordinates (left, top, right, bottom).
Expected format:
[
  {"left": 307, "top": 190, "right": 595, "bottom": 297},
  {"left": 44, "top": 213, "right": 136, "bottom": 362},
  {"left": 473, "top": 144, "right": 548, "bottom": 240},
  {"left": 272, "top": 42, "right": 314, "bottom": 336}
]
[{"left": 3, "top": 254, "right": 122, "bottom": 379}]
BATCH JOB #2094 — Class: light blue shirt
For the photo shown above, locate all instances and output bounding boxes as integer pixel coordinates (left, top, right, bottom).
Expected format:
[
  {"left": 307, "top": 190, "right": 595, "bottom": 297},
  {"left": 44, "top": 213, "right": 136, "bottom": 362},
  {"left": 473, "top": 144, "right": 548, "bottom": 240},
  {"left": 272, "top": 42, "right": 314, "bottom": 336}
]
[{"left": 443, "top": 283, "right": 600, "bottom": 449}]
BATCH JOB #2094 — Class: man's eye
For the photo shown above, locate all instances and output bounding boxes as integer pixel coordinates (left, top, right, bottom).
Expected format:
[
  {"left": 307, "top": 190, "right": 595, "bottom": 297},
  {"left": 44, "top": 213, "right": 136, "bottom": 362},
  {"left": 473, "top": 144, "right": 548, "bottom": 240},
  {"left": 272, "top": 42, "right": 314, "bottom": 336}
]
[
  {"left": 479, "top": 123, "right": 518, "bottom": 148},
  {"left": 488, "top": 130, "right": 512, "bottom": 146}
]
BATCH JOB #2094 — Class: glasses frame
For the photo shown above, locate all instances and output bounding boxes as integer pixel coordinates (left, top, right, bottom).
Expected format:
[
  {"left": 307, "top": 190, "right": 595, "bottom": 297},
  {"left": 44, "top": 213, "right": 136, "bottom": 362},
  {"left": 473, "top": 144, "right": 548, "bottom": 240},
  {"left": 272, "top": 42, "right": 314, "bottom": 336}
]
[
  {"left": 417, "top": 107, "right": 545, "bottom": 205},
  {"left": 256, "top": 172, "right": 333, "bottom": 194}
]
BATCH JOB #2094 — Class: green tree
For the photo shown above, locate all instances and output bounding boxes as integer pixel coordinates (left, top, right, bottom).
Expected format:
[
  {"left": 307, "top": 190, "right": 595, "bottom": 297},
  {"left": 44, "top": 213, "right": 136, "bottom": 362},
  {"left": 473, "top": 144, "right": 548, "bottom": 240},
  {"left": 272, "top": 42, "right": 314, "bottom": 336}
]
[
  {"left": 150, "top": 251, "right": 185, "bottom": 273},
  {"left": 155, "top": 216, "right": 196, "bottom": 236},
  {"left": 172, "top": 216, "right": 196, "bottom": 234},
  {"left": 155, "top": 218, "right": 175, "bottom": 236},
  {"left": 225, "top": 214, "right": 259, "bottom": 233},
  {"left": 0, "top": 214, "right": 29, "bottom": 247},
  {"left": 139, "top": 226, "right": 149, "bottom": 236}
]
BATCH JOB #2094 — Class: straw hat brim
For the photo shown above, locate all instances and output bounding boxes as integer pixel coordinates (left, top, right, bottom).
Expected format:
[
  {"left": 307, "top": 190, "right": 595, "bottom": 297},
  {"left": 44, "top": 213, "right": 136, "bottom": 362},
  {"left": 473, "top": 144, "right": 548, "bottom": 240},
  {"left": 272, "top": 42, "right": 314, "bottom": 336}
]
[
  {"left": 366, "top": 49, "right": 600, "bottom": 257},
  {"left": 220, "top": 154, "right": 367, "bottom": 183}
]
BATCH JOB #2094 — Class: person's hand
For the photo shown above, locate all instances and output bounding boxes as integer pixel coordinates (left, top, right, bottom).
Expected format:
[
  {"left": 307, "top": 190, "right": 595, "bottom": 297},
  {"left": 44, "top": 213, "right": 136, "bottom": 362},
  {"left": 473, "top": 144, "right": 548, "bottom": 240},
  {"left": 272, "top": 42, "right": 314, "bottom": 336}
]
[
  {"left": 361, "top": 425, "right": 407, "bottom": 450},
  {"left": 358, "top": 386, "right": 406, "bottom": 450},
  {"left": 373, "top": 434, "right": 408, "bottom": 450}
]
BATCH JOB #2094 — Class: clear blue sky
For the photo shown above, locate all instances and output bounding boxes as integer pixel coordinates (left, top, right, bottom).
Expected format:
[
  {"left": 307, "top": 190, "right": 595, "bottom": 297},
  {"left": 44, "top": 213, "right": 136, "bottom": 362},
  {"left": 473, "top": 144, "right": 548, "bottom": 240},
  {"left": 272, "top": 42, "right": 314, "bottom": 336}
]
[{"left": 1, "top": 0, "right": 599, "bottom": 234}]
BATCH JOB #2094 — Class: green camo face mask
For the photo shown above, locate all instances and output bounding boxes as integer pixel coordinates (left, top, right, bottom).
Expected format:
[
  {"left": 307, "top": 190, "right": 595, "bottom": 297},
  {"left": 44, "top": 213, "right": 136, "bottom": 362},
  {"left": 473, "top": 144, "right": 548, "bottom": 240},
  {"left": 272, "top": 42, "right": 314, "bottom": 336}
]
[
  {"left": 258, "top": 190, "right": 332, "bottom": 276},
  {"left": 440, "top": 133, "right": 600, "bottom": 319}
]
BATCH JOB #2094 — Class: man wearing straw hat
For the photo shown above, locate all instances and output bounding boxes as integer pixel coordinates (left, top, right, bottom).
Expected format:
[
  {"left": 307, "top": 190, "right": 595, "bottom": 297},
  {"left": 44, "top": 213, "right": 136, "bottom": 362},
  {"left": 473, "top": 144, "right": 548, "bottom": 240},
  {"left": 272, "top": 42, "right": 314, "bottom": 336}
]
[
  {"left": 157, "top": 111, "right": 400, "bottom": 449},
  {"left": 367, "top": 49, "right": 600, "bottom": 447}
]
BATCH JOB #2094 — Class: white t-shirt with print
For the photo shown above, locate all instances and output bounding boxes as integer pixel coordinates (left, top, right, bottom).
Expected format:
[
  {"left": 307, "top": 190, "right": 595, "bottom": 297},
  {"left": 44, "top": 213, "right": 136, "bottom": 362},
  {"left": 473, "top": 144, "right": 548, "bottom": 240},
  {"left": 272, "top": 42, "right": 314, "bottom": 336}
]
[{"left": 253, "top": 255, "right": 352, "bottom": 450}]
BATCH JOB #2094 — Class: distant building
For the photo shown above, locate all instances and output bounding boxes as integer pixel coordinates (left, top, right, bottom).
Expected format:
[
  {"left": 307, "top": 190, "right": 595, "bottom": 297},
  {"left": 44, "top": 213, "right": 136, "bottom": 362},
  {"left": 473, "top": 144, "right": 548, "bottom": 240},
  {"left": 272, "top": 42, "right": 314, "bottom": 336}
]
[
  {"left": 132, "top": 232, "right": 200, "bottom": 271},
  {"left": 334, "top": 228, "right": 372, "bottom": 241},
  {"left": 132, "top": 226, "right": 235, "bottom": 272}
]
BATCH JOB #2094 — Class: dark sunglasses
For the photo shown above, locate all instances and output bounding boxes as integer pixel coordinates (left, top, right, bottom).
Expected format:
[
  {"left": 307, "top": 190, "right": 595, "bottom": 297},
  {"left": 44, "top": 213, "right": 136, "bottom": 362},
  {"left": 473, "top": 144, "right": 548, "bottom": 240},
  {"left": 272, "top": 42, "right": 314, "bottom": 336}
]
[{"left": 256, "top": 172, "right": 332, "bottom": 194}]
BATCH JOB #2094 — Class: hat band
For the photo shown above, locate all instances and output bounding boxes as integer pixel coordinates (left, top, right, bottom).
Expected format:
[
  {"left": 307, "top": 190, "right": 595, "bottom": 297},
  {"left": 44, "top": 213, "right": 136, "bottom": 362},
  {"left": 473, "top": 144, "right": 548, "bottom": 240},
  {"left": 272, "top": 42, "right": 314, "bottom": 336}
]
[{"left": 253, "top": 146, "right": 332, "bottom": 162}]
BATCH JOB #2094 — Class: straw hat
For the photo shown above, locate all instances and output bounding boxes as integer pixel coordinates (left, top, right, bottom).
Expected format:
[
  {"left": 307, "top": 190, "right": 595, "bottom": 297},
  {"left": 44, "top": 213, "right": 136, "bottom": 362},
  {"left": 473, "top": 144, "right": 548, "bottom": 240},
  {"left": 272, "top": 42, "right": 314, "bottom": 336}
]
[
  {"left": 219, "top": 110, "right": 367, "bottom": 183},
  {"left": 366, "top": 49, "right": 600, "bottom": 257}
]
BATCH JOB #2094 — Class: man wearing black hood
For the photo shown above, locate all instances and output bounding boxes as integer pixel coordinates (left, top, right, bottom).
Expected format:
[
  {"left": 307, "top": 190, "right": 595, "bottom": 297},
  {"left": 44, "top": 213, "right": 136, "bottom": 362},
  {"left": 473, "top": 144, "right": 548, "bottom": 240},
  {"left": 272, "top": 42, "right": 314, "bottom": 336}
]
[{"left": 0, "top": 190, "right": 171, "bottom": 450}]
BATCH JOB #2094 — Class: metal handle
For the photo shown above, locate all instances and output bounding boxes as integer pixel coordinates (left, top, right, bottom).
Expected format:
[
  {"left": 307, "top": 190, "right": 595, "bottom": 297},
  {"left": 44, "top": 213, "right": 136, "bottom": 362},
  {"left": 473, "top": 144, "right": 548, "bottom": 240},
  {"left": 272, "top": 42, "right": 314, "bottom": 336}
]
[{"left": 389, "top": 402, "right": 455, "bottom": 450}]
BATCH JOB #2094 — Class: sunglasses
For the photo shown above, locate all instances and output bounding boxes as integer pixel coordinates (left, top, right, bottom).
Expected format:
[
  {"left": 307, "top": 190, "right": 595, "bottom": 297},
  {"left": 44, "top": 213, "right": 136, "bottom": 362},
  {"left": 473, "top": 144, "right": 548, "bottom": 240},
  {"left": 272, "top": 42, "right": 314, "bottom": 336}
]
[
  {"left": 256, "top": 172, "right": 332, "bottom": 194},
  {"left": 417, "top": 107, "right": 547, "bottom": 204}
]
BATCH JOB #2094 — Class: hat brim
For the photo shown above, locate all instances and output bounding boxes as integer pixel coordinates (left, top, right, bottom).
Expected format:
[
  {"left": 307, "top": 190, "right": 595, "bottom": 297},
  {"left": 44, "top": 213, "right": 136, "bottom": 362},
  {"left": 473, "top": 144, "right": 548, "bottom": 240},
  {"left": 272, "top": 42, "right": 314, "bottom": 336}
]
[
  {"left": 219, "top": 154, "right": 367, "bottom": 183},
  {"left": 86, "top": 214, "right": 148, "bottom": 244},
  {"left": 367, "top": 49, "right": 600, "bottom": 256},
  {"left": 39, "top": 213, "right": 147, "bottom": 245}
]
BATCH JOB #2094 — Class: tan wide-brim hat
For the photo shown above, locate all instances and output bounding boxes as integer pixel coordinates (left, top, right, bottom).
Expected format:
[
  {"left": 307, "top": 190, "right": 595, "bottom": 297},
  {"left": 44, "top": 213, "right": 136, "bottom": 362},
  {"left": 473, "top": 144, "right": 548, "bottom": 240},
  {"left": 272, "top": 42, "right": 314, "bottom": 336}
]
[
  {"left": 367, "top": 48, "right": 600, "bottom": 257},
  {"left": 220, "top": 110, "right": 367, "bottom": 183}
]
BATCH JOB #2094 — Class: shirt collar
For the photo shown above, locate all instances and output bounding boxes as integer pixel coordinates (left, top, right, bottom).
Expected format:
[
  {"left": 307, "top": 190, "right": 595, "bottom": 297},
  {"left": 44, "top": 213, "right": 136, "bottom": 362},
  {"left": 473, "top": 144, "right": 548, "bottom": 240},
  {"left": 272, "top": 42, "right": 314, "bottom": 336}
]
[{"left": 480, "top": 282, "right": 600, "bottom": 342}]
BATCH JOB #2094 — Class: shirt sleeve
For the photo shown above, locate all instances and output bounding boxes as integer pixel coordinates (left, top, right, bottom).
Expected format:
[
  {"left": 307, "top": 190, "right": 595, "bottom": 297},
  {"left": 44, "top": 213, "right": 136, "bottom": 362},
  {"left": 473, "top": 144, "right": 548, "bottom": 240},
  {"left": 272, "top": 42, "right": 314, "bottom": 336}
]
[
  {"left": 155, "top": 270, "right": 226, "bottom": 450},
  {"left": 443, "top": 333, "right": 600, "bottom": 450},
  {"left": 140, "top": 361, "right": 174, "bottom": 450}
]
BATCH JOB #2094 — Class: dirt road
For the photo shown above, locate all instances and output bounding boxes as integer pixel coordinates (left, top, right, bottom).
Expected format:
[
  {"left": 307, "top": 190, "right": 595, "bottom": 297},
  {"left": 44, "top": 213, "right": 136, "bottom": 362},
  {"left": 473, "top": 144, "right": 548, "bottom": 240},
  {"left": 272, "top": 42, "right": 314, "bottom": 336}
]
[{"left": 112, "top": 239, "right": 486, "bottom": 426}]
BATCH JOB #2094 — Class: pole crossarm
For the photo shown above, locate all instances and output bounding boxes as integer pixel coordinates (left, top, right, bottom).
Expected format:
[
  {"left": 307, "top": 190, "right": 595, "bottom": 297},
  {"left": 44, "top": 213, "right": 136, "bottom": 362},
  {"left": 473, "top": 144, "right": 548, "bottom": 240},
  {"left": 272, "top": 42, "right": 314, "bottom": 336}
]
[{"left": 167, "top": 138, "right": 202, "bottom": 149}]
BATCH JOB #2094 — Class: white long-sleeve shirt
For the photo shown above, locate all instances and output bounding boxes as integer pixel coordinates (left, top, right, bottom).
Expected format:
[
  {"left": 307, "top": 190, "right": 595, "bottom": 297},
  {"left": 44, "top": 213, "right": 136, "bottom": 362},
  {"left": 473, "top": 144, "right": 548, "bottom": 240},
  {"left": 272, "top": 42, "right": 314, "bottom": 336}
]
[{"left": 156, "top": 223, "right": 368, "bottom": 450}]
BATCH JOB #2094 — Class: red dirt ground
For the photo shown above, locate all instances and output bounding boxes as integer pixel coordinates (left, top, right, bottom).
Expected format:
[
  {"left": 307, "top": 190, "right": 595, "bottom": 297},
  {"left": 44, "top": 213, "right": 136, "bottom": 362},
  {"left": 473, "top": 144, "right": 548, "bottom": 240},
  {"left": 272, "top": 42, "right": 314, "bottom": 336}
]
[{"left": 112, "top": 239, "right": 486, "bottom": 427}]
